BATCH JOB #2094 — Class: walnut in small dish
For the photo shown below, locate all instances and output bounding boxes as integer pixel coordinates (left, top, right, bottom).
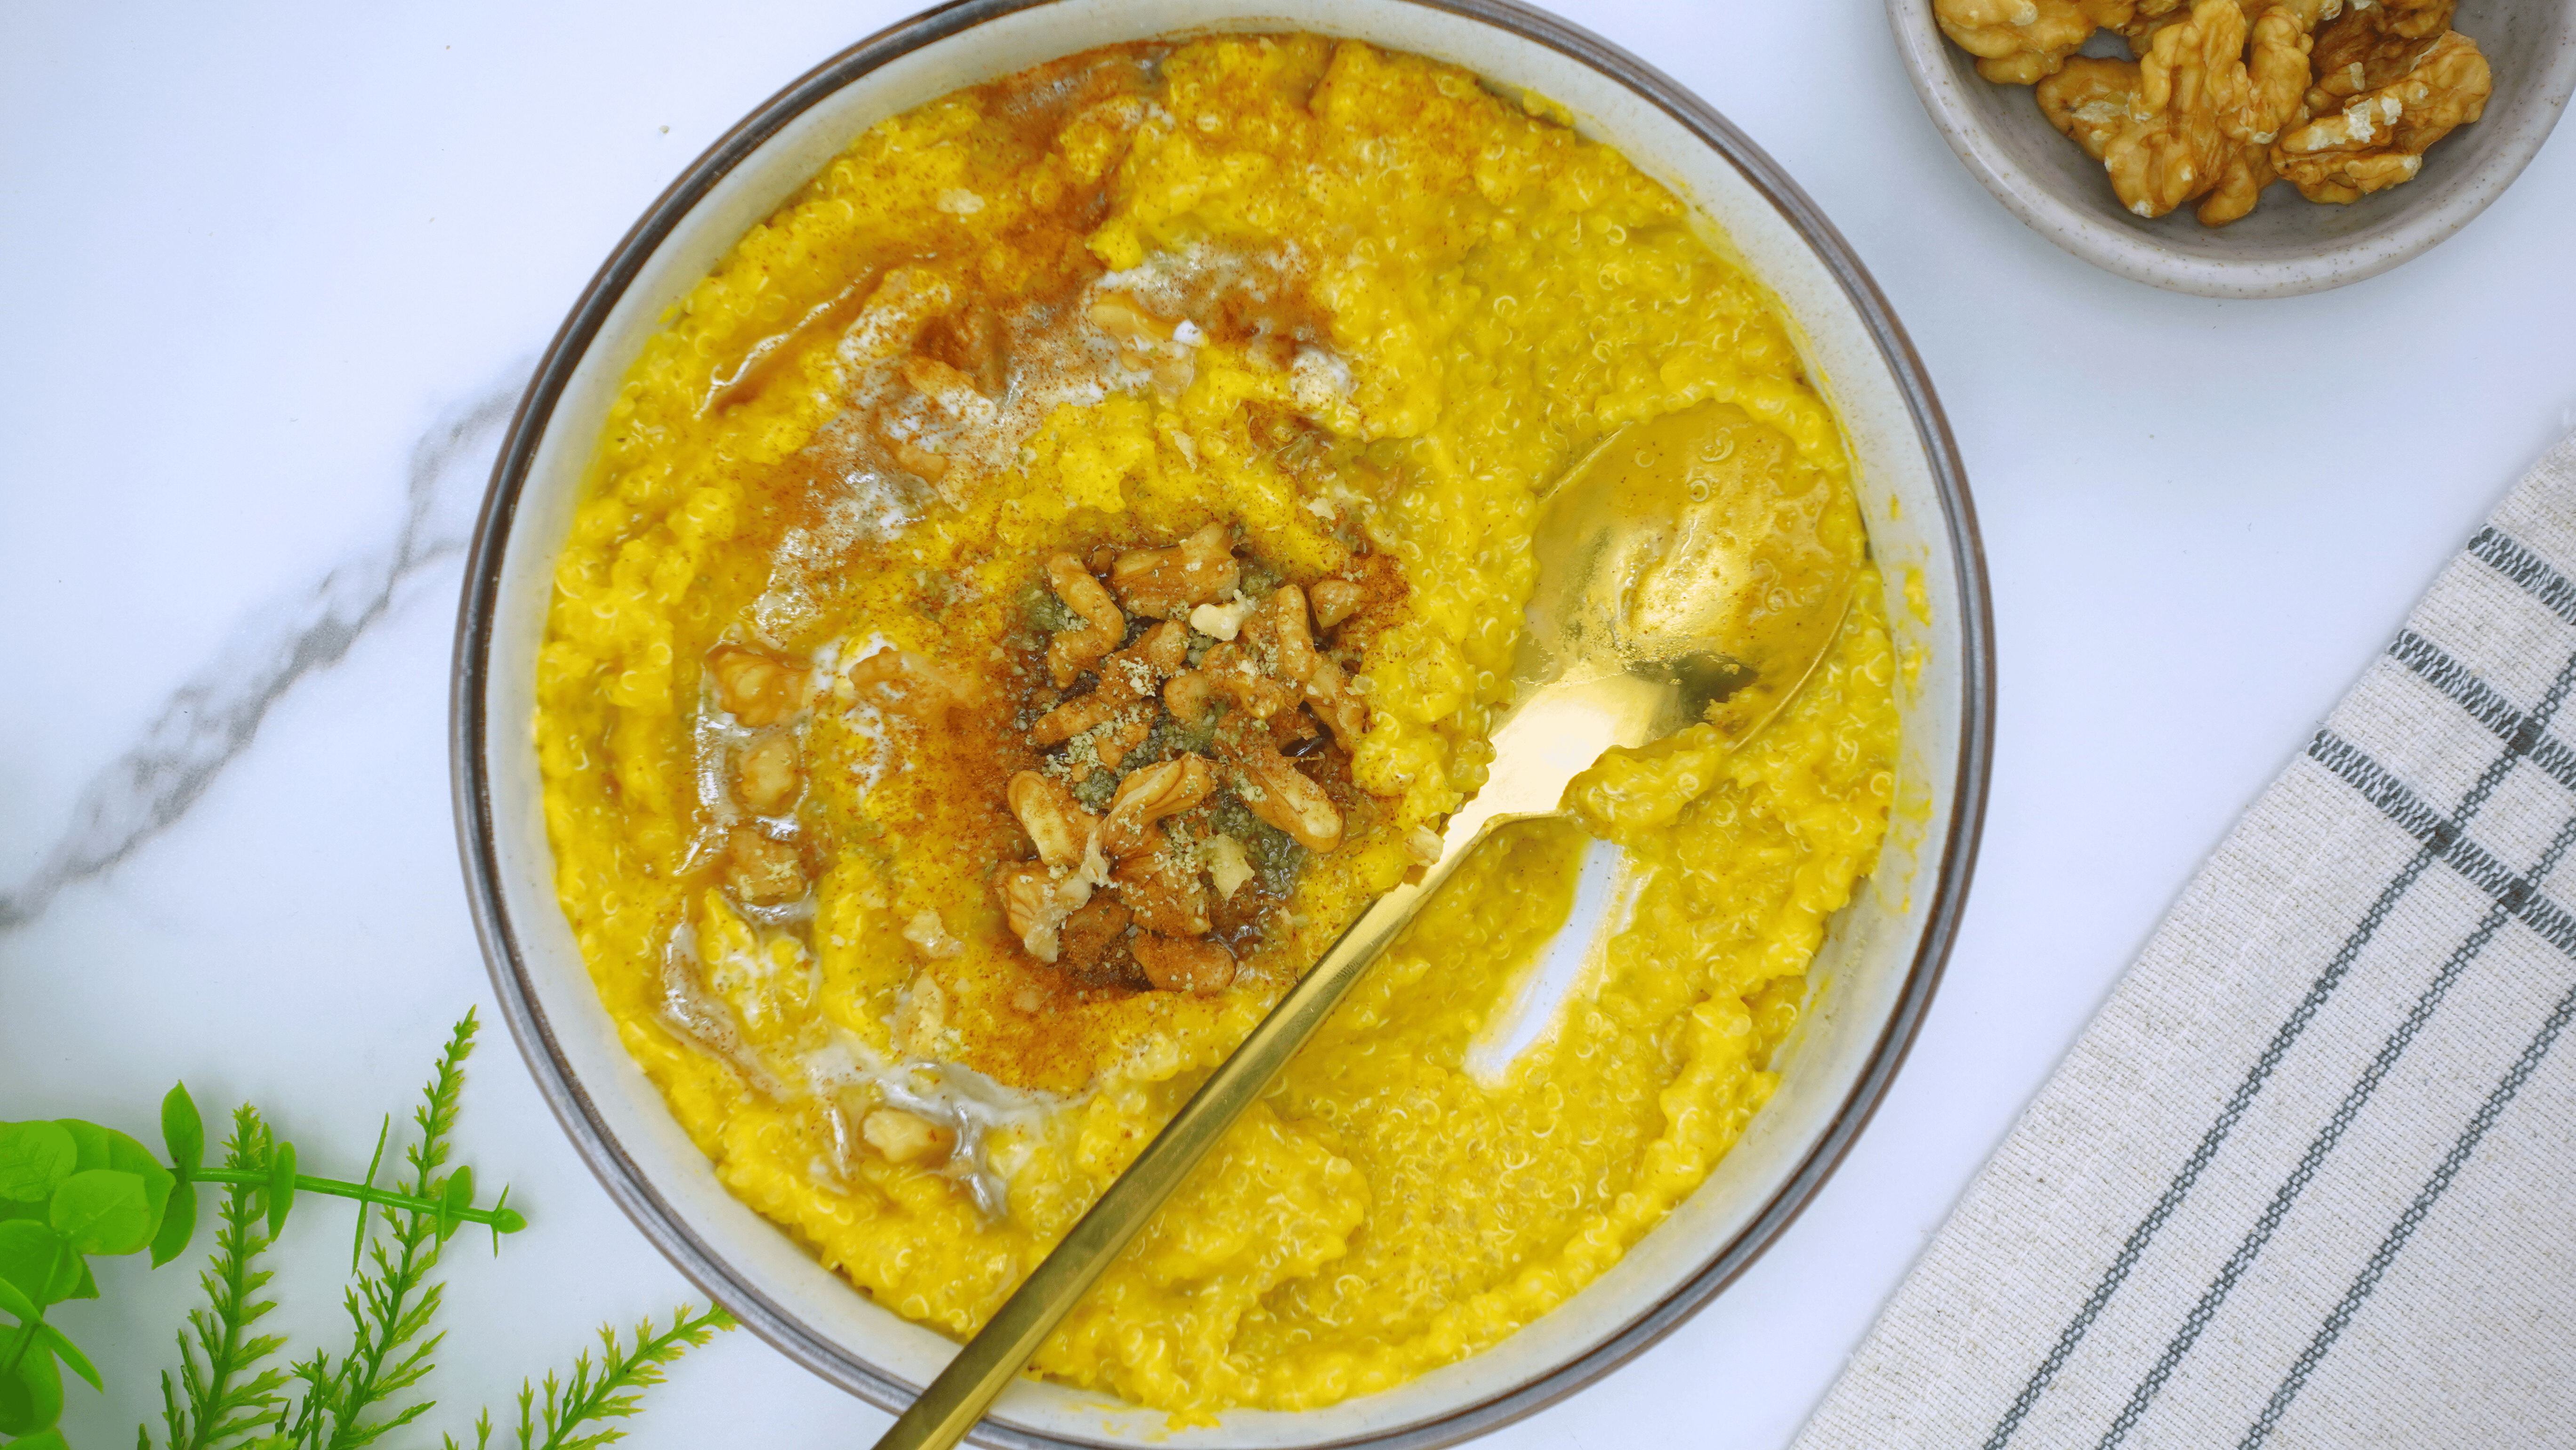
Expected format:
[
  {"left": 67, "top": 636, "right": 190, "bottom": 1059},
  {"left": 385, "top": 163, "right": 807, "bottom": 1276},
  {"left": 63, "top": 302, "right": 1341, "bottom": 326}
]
[{"left": 1955, "top": 0, "right": 2492, "bottom": 226}]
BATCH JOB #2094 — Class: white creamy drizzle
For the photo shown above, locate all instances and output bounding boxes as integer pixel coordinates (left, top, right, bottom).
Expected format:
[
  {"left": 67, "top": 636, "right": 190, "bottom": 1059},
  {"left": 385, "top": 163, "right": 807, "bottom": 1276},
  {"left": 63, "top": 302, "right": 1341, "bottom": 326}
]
[
  {"left": 659, "top": 923, "right": 789, "bottom": 1097},
  {"left": 660, "top": 918, "right": 1071, "bottom": 1222},
  {"left": 803, "top": 1030, "right": 1074, "bottom": 1220}
]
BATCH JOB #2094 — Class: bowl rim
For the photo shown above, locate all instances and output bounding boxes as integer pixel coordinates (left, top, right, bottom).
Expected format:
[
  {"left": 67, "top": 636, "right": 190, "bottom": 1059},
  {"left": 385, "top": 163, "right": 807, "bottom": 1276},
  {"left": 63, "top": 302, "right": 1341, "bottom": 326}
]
[
  {"left": 1883, "top": 0, "right": 2576, "bottom": 298},
  {"left": 449, "top": 1, "right": 1996, "bottom": 1444}
]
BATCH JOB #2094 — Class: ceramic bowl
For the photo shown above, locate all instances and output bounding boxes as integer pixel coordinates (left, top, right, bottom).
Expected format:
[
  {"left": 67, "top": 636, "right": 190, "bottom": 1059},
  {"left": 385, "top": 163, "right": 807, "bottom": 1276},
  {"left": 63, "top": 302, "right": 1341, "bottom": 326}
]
[
  {"left": 452, "top": 2, "right": 1993, "bottom": 1444},
  {"left": 1887, "top": 0, "right": 2576, "bottom": 298}
]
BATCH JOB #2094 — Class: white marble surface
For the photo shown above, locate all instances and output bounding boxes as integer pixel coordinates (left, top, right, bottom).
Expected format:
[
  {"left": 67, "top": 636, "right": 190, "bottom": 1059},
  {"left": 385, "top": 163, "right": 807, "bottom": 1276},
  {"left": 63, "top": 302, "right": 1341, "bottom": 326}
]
[{"left": 3, "top": 2, "right": 2571, "bottom": 1446}]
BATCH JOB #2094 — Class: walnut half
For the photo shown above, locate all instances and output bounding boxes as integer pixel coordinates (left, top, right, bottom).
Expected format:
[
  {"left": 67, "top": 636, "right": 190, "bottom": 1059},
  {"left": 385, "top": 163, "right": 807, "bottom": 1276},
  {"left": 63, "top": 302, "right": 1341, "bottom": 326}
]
[
  {"left": 708, "top": 644, "right": 806, "bottom": 726},
  {"left": 2272, "top": 25, "right": 2489, "bottom": 203},
  {"left": 1007, "top": 770, "right": 1102, "bottom": 869},
  {"left": 1934, "top": 0, "right": 2135, "bottom": 85},
  {"left": 1223, "top": 729, "right": 1344, "bottom": 854},
  {"left": 1044, "top": 553, "right": 1124, "bottom": 688}
]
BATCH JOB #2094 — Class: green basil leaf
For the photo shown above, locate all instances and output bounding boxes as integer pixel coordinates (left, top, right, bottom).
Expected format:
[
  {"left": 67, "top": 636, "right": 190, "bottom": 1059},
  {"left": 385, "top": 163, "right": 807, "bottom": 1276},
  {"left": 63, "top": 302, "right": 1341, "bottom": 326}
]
[
  {"left": 48, "top": 1170, "right": 153, "bottom": 1257},
  {"left": 63, "top": 1261, "right": 95, "bottom": 1304},
  {"left": 265, "top": 1142, "right": 297, "bottom": 1238},
  {"left": 0, "top": 1223, "right": 58, "bottom": 1305},
  {"left": 149, "top": 1177, "right": 200, "bottom": 1267},
  {"left": 29, "top": 1323, "right": 97, "bottom": 1393},
  {"left": 49, "top": 1124, "right": 105, "bottom": 1175},
  {"left": 7, "top": 1429, "right": 72, "bottom": 1450},
  {"left": 0, "top": 1340, "right": 59, "bottom": 1436},
  {"left": 0, "top": 1127, "right": 74, "bottom": 1204}
]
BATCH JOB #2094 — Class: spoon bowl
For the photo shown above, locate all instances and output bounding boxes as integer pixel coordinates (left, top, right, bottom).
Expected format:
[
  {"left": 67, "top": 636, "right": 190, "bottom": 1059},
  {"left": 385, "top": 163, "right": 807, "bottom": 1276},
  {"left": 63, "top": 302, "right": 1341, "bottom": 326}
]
[
  {"left": 871, "top": 401, "right": 1858, "bottom": 1450},
  {"left": 1524, "top": 402, "right": 1859, "bottom": 739}
]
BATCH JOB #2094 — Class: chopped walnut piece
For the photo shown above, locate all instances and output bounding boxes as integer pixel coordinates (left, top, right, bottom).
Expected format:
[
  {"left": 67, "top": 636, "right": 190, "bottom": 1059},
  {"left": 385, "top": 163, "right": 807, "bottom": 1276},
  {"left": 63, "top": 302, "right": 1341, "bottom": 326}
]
[
  {"left": 1099, "top": 755, "right": 1217, "bottom": 858},
  {"left": 708, "top": 645, "right": 806, "bottom": 726},
  {"left": 1241, "top": 585, "right": 1320, "bottom": 685},
  {"left": 1308, "top": 578, "right": 1364, "bottom": 631},
  {"left": 999, "top": 862, "right": 1094, "bottom": 963},
  {"left": 1044, "top": 554, "right": 1124, "bottom": 687},
  {"left": 1090, "top": 709, "right": 1156, "bottom": 776},
  {"left": 723, "top": 828, "right": 805, "bottom": 906},
  {"left": 861, "top": 1108, "right": 954, "bottom": 1166},
  {"left": 1203, "top": 834, "right": 1253, "bottom": 902},
  {"left": 1302, "top": 656, "right": 1370, "bottom": 751},
  {"left": 902, "top": 908, "right": 966, "bottom": 959},
  {"left": 1934, "top": 0, "right": 2133, "bottom": 84},
  {"left": 1199, "top": 641, "right": 1297, "bottom": 720},
  {"left": 1111, "top": 523, "right": 1238, "bottom": 619},
  {"left": 2273, "top": 26, "right": 2488, "bottom": 202},
  {"left": 1188, "top": 595, "right": 1258, "bottom": 641},
  {"left": 1164, "top": 669, "right": 1216, "bottom": 725},
  {"left": 1101, "top": 620, "right": 1191, "bottom": 694},
  {"left": 1037, "top": 625, "right": 1189, "bottom": 748},
  {"left": 1033, "top": 685, "right": 1135, "bottom": 746},
  {"left": 848, "top": 646, "right": 985, "bottom": 726},
  {"left": 1089, "top": 291, "right": 1174, "bottom": 344},
  {"left": 1406, "top": 825, "right": 1445, "bottom": 865},
  {"left": 1113, "top": 842, "right": 1211, "bottom": 937},
  {"left": 1224, "top": 735, "right": 1343, "bottom": 853},
  {"left": 1057, "top": 894, "right": 1132, "bottom": 973},
  {"left": 1133, "top": 933, "right": 1235, "bottom": 994},
  {"left": 1007, "top": 770, "right": 1101, "bottom": 868},
  {"left": 733, "top": 733, "right": 803, "bottom": 815}
]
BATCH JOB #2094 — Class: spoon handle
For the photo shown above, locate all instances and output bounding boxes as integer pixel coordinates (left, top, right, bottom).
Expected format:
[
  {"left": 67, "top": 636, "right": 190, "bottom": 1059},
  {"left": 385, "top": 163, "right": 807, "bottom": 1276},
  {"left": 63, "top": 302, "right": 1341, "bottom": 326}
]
[{"left": 868, "top": 845, "right": 1482, "bottom": 1450}]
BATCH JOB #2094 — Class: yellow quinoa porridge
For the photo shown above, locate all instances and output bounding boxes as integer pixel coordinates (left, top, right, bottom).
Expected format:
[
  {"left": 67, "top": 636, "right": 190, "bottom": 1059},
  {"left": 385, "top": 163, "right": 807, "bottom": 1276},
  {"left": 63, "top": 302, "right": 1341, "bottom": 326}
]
[{"left": 537, "top": 34, "right": 1899, "bottom": 1420}]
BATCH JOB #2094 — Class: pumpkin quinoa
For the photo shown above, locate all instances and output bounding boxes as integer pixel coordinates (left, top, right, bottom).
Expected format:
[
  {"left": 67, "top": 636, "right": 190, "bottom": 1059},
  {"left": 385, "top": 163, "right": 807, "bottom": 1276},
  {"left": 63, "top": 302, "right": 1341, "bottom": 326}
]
[{"left": 537, "top": 33, "right": 1898, "bottom": 1420}]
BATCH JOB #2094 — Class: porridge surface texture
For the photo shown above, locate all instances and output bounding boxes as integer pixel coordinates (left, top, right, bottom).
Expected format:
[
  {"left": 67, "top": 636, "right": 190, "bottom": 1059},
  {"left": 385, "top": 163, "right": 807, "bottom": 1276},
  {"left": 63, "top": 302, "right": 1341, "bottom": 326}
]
[{"left": 538, "top": 33, "right": 1897, "bottom": 1419}]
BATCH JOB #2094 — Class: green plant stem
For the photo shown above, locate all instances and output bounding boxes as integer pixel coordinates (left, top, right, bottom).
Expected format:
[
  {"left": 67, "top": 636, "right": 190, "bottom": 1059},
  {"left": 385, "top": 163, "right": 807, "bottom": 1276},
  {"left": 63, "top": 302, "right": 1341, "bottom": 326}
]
[{"left": 186, "top": 1168, "right": 526, "bottom": 1233}]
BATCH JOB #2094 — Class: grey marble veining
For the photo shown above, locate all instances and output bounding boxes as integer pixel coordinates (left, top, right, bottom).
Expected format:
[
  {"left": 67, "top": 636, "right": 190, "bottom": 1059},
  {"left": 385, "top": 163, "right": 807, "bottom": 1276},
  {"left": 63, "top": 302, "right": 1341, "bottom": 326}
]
[{"left": 0, "top": 378, "right": 525, "bottom": 931}]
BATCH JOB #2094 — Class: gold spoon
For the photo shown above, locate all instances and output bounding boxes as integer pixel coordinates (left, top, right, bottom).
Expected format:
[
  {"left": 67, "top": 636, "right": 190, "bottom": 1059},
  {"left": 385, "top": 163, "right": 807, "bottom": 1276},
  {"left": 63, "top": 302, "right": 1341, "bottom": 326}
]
[{"left": 871, "top": 403, "right": 1857, "bottom": 1450}]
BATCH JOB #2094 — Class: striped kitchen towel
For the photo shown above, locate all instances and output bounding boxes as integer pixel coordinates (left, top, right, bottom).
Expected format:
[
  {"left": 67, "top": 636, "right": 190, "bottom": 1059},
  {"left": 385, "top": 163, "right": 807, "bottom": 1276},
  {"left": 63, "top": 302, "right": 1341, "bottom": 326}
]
[{"left": 1795, "top": 428, "right": 2576, "bottom": 1450}]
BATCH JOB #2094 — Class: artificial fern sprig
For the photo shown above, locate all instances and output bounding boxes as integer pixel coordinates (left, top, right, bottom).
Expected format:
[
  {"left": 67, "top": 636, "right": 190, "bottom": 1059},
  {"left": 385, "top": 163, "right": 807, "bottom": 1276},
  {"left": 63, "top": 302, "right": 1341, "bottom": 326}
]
[
  {"left": 444, "top": 1307, "right": 735, "bottom": 1450},
  {"left": 151, "top": 1108, "right": 289, "bottom": 1450},
  {"left": 273, "top": 1015, "right": 479, "bottom": 1450},
  {"left": 3, "top": 1009, "right": 728, "bottom": 1450}
]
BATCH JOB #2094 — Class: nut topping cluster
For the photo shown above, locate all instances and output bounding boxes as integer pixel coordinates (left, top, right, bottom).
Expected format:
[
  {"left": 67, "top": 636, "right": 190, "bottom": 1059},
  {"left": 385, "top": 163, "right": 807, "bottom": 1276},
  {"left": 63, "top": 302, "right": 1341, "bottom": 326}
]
[{"left": 1000, "top": 524, "right": 1391, "bottom": 995}]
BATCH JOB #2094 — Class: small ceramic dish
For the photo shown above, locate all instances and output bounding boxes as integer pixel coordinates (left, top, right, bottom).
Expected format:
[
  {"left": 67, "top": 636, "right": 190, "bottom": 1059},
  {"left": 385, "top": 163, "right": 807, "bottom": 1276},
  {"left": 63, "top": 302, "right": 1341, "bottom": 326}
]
[
  {"left": 453, "top": 1, "right": 1993, "bottom": 1444},
  {"left": 1887, "top": 0, "right": 2576, "bottom": 298}
]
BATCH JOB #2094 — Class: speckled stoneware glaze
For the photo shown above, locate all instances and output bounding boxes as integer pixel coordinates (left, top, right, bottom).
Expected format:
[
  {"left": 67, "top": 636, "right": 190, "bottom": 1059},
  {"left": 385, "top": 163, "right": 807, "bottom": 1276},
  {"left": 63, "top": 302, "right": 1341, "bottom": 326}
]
[{"left": 1889, "top": 0, "right": 2576, "bottom": 298}]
